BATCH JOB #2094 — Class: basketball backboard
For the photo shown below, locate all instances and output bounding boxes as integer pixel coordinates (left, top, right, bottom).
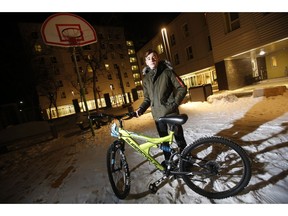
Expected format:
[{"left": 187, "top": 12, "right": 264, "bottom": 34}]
[{"left": 41, "top": 13, "right": 97, "bottom": 47}]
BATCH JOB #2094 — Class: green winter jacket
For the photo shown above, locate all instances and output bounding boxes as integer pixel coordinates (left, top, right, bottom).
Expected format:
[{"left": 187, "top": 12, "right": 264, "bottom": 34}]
[{"left": 139, "top": 60, "right": 187, "bottom": 120}]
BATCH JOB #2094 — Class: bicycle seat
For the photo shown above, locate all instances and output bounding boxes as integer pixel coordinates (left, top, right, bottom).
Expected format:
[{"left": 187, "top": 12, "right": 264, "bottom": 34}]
[{"left": 158, "top": 114, "right": 188, "bottom": 125}]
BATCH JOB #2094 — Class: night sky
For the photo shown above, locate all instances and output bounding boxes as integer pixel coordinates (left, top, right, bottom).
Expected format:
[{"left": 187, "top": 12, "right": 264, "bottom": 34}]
[{"left": 0, "top": 12, "right": 179, "bottom": 105}]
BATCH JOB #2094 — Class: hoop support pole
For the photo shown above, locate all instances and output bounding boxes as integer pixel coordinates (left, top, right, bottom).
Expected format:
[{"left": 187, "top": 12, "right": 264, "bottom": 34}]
[{"left": 72, "top": 46, "right": 95, "bottom": 136}]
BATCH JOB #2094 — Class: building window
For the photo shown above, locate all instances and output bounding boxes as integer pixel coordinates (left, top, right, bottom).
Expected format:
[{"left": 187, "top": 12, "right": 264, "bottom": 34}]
[
  {"left": 186, "top": 46, "right": 194, "bottom": 60},
  {"left": 109, "top": 44, "right": 114, "bottom": 50},
  {"left": 130, "top": 57, "right": 137, "bottom": 63},
  {"left": 170, "top": 34, "right": 176, "bottom": 46},
  {"left": 157, "top": 44, "right": 164, "bottom": 54},
  {"left": 111, "top": 53, "right": 115, "bottom": 59},
  {"left": 119, "top": 54, "right": 124, "bottom": 59},
  {"left": 208, "top": 36, "right": 212, "bottom": 51},
  {"left": 126, "top": 41, "right": 134, "bottom": 47},
  {"left": 224, "top": 13, "right": 240, "bottom": 33},
  {"left": 101, "top": 42, "right": 106, "bottom": 49},
  {"left": 50, "top": 56, "right": 57, "bottom": 63},
  {"left": 105, "top": 64, "right": 110, "bottom": 71},
  {"left": 271, "top": 56, "right": 277, "bottom": 67},
  {"left": 54, "top": 68, "right": 60, "bottom": 75},
  {"left": 131, "top": 65, "right": 138, "bottom": 71},
  {"left": 135, "top": 81, "right": 141, "bottom": 87},
  {"left": 128, "top": 49, "right": 135, "bottom": 55},
  {"left": 107, "top": 74, "right": 112, "bottom": 80},
  {"left": 34, "top": 44, "right": 42, "bottom": 53},
  {"left": 39, "top": 57, "right": 45, "bottom": 64},
  {"left": 126, "top": 82, "right": 130, "bottom": 87},
  {"left": 133, "top": 73, "right": 140, "bottom": 79},
  {"left": 87, "top": 65, "right": 93, "bottom": 73},
  {"left": 174, "top": 53, "right": 180, "bottom": 65},
  {"left": 182, "top": 23, "right": 189, "bottom": 37},
  {"left": 124, "top": 72, "right": 128, "bottom": 78},
  {"left": 61, "top": 92, "right": 66, "bottom": 98},
  {"left": 57, "top": 80, "right": 63, "bottom": 87}
]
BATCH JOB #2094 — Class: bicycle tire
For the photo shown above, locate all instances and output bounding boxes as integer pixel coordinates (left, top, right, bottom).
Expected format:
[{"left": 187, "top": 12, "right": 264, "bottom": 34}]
[
  {"left": 106, "top": 140, "right": 130, "bottom": 199},
  {"left": 180, "top": 136, "right": 251, "bottom": 199}
]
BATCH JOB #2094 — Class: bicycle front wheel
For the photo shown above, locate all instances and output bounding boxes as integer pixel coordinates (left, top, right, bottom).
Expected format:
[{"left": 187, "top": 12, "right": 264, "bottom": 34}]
[
  {"left": 106, "top": 140, "right": 130, "bottom": 199},
  {"left": 180, "top": 136, "right": 251, "bottom": 199}
]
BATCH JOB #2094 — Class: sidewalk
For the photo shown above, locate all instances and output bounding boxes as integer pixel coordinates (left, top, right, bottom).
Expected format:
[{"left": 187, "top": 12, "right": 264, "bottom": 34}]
[{"left": 210, "top": 76, "right": 288, "bottom": 99}]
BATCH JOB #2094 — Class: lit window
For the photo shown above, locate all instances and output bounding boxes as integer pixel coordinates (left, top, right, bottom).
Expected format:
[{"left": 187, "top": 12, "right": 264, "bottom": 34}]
[
  {"left": 128, "top": 49, "right": 135, "bottom": 55},
  {"left": 34, "top": 44, "right": 42, "bottom": 53},
  {"left": 130, "top": 57, "right": 137, "bottom": 63},
  {"left": 126, "top": 41, "right": 134, "bottom": 46},
  {"left": 133, "top": 73, "right": 140, "bottom": 79},
  {"left": 105, "top": 64, "right": 110, "bottom": 70},
  {"left": 157, "top": 44, "right": 164, "bottom": 54},
  {"left": 271, "top": 56, "right": 277, "bottom": 67},
  {"left": 87, "top": 65, "right": 93, "bottom": 73},
  {"left": 131, "top": 65, "right": 138, "bottom": 71}
]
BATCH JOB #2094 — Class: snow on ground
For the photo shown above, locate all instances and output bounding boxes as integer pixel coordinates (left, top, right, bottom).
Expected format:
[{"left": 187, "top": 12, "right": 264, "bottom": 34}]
[{"left": 0, "top": 80, "right": 288, "bottom": 214}]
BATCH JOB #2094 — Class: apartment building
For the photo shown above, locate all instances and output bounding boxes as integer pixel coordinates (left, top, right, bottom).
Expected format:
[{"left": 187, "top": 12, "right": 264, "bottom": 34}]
[
  {"left": 137, "top": 13, "right": 217, "bottom": 92},
  {"left": 18, "top": 23, "right": 140, "bottom": 119},
  {"left": 206, "top": 12, "right": 288, "bottom": 90},
  {"left": 137, "top": 13, "right": 288, "bottom": 92}
]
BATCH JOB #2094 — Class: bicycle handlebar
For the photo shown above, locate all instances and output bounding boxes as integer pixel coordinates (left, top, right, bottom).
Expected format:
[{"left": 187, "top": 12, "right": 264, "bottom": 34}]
[{"left": 89, "top": 111, "right": 135, "bottom": 123}]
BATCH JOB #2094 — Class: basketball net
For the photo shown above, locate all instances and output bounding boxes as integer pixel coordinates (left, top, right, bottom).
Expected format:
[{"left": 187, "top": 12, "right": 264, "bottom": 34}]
[{"left": 61, "top": 28, "right": 83, "bottom": 46}]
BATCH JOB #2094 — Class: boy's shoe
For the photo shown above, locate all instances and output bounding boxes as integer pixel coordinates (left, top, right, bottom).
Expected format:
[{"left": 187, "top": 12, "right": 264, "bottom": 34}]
[{"left": 161, "top": 160, "right": 168, "bottom": 170}]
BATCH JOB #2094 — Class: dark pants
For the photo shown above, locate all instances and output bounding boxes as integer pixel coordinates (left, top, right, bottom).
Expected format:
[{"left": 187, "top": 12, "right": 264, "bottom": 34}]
[{"left": 155, "top": 120, "right": 187, "bottom": 161}]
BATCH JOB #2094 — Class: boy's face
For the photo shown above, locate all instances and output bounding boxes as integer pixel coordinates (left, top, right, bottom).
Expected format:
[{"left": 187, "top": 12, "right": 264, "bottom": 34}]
[{"left": 145, "top": 52, "right": 159, "bottom": 70}]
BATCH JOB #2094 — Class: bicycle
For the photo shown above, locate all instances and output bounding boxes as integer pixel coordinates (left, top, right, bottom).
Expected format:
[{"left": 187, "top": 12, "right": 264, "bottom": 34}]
[{"left": 90, "top": 112, "right": 252, "bottom": 200}]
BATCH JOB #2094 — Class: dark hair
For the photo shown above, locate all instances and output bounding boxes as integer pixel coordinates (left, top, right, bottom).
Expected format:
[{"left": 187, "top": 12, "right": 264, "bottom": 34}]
[{"left": 144, "top": 49, "right": 158, "bottom": 58}]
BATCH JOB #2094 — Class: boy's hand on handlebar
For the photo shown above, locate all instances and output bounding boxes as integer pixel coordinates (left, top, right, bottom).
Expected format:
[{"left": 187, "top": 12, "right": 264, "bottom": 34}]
[{"left": 135, "top": 107, "right": 144, "bottom": 118}]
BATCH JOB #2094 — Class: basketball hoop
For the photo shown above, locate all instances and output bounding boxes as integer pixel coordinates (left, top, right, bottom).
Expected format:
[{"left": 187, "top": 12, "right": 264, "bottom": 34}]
[
  {"left": 41, "top": 13, "right": 97, "bottom": 136},
  {"left": 61, "top": 28, "right": 83, "bottom": 46}
]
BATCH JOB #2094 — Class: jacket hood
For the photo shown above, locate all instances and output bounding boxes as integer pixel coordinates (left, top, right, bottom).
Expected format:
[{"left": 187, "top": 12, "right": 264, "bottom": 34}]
[{"left": 142, "top": 60, "right": 173, "bottom": 75}]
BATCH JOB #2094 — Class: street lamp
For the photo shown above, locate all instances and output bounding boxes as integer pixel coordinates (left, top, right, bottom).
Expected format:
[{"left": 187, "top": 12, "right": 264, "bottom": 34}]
[{"left": 161, "top": 28, "right": 172, "bottom": 62}]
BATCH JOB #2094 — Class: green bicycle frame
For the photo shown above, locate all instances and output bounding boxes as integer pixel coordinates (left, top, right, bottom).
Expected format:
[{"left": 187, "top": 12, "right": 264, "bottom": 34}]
[{"left": 116, "top": 125, "right": 174, "bottom": 171}]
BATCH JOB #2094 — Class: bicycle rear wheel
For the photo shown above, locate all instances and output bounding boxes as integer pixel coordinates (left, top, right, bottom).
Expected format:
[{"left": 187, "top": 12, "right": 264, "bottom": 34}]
[
  {"left": 180, "top": 136, "right": 251, "bottom": 199},
  {"left": 106, "top": 140, "right": 130, "bottom": 199}
]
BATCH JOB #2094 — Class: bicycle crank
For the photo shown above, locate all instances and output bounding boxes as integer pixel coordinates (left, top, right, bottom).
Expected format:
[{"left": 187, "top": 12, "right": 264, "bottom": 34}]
[{"left": 149, "top": 175, "right": 168, "bottom": 194}]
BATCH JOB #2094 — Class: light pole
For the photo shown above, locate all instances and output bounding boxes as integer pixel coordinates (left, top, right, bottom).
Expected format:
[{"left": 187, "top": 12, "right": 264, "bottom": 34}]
[{"left": 161, "top": 28, "right": 172, "bottom": 62}]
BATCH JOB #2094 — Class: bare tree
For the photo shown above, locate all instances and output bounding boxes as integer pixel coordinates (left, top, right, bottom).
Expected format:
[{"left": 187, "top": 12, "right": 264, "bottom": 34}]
[
  {"left": 35, "top": 64, "right": 60, "bottom": 119},
  {"left": 76, "top": 27, "right": 128, "bottom": 111}
]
